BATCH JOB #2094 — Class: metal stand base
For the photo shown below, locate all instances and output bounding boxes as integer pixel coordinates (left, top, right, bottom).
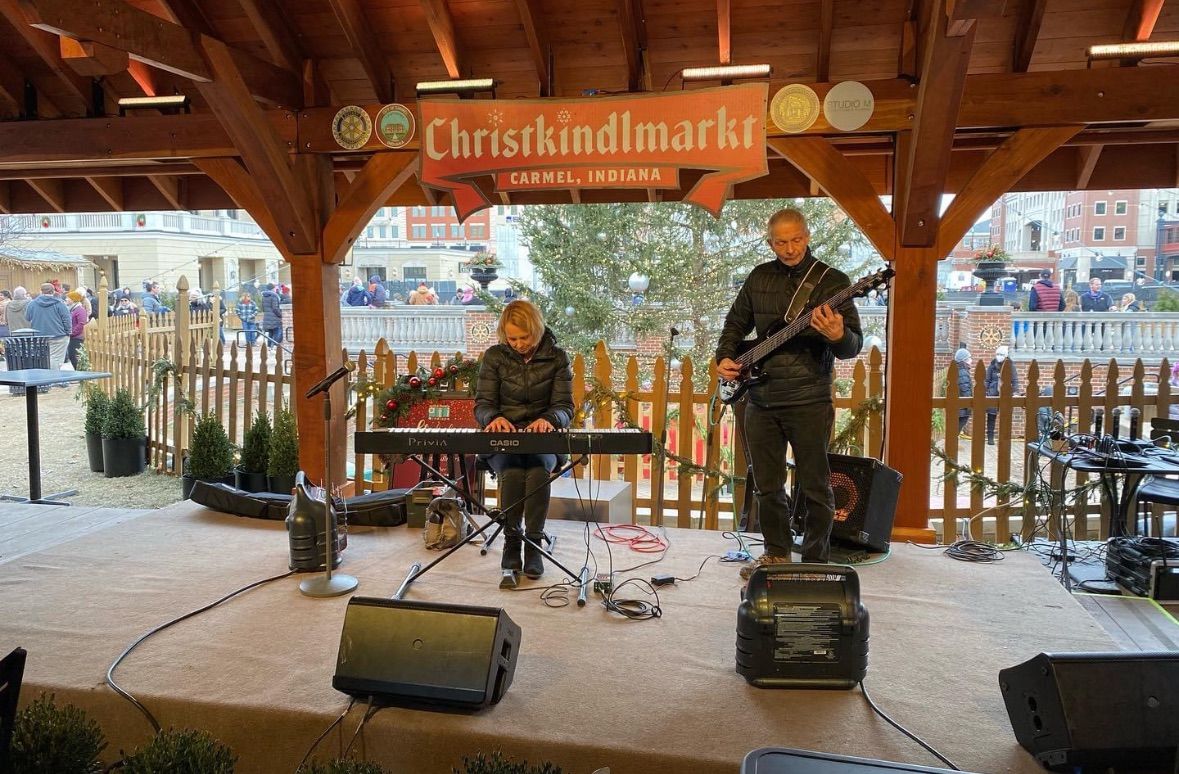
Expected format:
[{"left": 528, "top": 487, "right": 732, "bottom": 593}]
[
  {"left": 1, "top": 489, "right": 76, "bottom": 506},
  {"left": 299, "top": 573, "right": 359, "bottom": 597}
]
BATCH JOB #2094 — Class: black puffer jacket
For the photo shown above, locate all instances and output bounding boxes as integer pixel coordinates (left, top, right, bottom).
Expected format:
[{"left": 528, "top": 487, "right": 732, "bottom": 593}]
[
  {"left": 475, "top": 328, "right": 574, "bottom": 429},
  {"left": 716, "top": 250, "right": 862, "bottom": 408}
]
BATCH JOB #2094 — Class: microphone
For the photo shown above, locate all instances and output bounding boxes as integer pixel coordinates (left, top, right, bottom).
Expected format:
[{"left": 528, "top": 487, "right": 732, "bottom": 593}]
[
  {"left": 305, "top": 361, "right": 356, "bottom": 398},
  {"left": 670, "top": 326, "right": 680, "bottom": 339},
  {"left": 577, "top": 567, "right": 591, "bottom": 607},
  {"left": 1092, "top": 408, "right": 1103, "bottom": 439},
  {"left": 1111, "top": 407, "right": 1121, "bottom": 440},
  {"left": 1129, "top": 408, "right": 1140, "bottom": 441}
]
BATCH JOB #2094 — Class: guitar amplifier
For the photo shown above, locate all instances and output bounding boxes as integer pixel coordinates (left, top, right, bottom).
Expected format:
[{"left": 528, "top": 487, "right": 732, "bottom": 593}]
[{"left": 791, "top": 454, "right": 901, "bottom": 553}]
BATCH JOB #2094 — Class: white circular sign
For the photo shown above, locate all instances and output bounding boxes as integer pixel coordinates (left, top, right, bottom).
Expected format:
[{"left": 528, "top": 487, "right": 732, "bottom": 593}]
[{"left": 823, "top": 81, "right": 875, "bottom": 132}]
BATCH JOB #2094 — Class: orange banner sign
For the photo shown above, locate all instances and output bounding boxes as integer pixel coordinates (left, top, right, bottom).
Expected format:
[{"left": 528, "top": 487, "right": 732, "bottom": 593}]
[{"left": 418, "top": 84, "right": 769, "bottom": 221}]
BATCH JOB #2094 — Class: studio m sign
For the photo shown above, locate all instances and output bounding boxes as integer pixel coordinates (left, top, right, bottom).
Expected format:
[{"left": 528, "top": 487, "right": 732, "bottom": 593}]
[{"left": 418, "top": 84, "right": 769, "bottom": 222}]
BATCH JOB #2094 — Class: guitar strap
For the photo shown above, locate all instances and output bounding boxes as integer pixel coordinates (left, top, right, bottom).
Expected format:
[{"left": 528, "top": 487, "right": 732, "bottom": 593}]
[{"left": 784, "top": 260, "right": 831, "bottom": 323}]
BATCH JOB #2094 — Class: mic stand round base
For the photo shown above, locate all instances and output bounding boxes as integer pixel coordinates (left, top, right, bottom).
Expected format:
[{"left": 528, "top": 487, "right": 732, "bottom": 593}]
[{"left": 299, "top": 573, "right": 358, "bottom": 597}]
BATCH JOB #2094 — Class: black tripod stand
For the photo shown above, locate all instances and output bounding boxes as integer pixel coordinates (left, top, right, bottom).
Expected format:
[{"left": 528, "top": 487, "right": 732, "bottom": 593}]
[{"left": 392, "top": 452, "right": 589, "bottom": 599}]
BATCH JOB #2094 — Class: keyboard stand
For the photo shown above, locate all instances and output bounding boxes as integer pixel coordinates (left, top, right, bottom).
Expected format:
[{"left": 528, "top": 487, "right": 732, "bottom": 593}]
[{"left": 392, "top": 452, "right": 589, "bottom": 599}]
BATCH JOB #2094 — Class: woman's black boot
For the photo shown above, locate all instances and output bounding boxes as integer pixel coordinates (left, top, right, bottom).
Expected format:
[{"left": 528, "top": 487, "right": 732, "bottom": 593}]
[
  {"left": 523, "top": 535, "right": 545, "bottom": 578},
  {"left": 501, "top": 533, "right": 523, "bottom": 571}
]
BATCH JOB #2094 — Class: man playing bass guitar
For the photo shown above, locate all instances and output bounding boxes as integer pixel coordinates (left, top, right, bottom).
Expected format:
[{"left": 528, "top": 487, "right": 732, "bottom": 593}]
[{"left": 716, "top": 208, "right": 863, "bottom": 575}]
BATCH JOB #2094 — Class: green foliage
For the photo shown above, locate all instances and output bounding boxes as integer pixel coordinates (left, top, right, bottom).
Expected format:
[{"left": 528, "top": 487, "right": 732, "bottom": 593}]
[
  {"left": 299, "top": 760, "right": 389, "bottom": 774},
  {"left": 239, "top": 411, "right": 272, "bottom": 474},
  {"left": 515, "top": 200, "right": 872, "bottom": 387},
  {"left": 120, "top": 728, "right": 235, "bottom": 774},
  {"left": 268, "top": 408, "right": 299, "bottom": 477},
  {"left": 83, "top": 386, "right": 110, "bottom": 436},
  {"left": 1154, "top": 288, "right": 1179, "bottom": 312},
  {"left": 454, "top": 751, "right": 562, "bottom": 774},
  {"left": 10, "top": 693, "right": 106, "bottom": 774},
  {"left": 76, "top": 342, "right": 90, "bottom": 371},
  {"left": 188, "top": 412, "right": 235, "bottom": 480},
  {"left": 101, "top": 387, "right": 145, "bottom": 440}
]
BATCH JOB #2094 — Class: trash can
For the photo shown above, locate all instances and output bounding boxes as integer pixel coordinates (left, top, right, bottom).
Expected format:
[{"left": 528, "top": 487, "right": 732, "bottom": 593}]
[{"left": 3, "top": 330, "right": 51, "bottom": 396}]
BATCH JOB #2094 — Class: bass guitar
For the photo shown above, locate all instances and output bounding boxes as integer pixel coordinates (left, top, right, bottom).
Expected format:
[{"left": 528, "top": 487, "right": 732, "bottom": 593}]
[{"left": 716, "top": 267, "right": 894, "bottom": 405}]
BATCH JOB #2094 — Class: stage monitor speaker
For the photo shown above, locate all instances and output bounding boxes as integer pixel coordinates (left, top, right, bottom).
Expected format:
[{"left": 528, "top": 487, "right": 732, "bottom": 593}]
[
  {"left": 736, "top": 564, "right": 868, "bottom": 689},
  {"left": 793, "top": 454, "right": 901, "bottom": 553},
  {"left": 999, "top": 651, "right": 1179, "bottom": 771},
  {"left": 333, "top": 597, "right": 520, "bottom": 710}
]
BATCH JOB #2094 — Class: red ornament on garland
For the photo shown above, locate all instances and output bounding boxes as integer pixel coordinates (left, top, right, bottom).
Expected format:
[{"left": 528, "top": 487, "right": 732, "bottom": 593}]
[
  {"left": 449, "top": 364, "right": 459, "bottom": 375},
  {"left": 380, "top": 414, "right": 388, "bottom": 422},
  {"left": 408, "top": 376, "right": 422, "bottom": 388},
  {"left": 427, "top": 377, "right": 438, "bottom": 387},
  {"left": 385, "top": 399, "right": 396, "bottom": 410},
  {"left": 433, "top": 367, "right": 445, "bottom": 379}
]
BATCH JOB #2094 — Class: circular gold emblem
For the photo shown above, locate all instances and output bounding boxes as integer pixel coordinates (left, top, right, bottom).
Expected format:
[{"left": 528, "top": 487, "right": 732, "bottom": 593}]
[
  {"left": 375, "top": 104, "right": 415, "bottom": 149},
  {"left": 332, "top": 105, "right": 373, "bottom": 150},
  {"left": 770, "top": 84, "right": 820, "bottom": 134},
  {"left": 470, "top": 322, "right": 493, "bottom": 343},
  {"left": 978, "top": 325, "right": 1005, "bottom": 349}
]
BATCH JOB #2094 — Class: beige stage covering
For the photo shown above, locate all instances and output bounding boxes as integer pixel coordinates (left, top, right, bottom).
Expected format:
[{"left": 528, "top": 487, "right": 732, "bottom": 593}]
[{"left": 0, "top": 501, "right": 1115, "bottom": 773}]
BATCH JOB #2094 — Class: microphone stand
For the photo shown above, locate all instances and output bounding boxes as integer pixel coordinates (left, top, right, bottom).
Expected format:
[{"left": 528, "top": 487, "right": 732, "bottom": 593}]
[{"left": 300, "top": 366, "right": 359, "bottom": 598}]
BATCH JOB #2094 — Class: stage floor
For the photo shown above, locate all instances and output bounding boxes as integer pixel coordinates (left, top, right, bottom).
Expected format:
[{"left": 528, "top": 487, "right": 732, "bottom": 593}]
[{"left": 0, "top": 501, "right": 1116, "bottom": 773}]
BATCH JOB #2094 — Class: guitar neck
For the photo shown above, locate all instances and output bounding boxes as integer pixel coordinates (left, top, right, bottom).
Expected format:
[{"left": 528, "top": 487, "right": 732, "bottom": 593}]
[{"left": 736, "top": 280, "right": 862, "bottom": 368}]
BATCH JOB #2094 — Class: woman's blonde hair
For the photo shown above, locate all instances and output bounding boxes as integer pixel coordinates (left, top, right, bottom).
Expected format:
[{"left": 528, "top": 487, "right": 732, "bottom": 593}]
[{"left": 497, "top": 299, "right": 545, "bottom": 347}]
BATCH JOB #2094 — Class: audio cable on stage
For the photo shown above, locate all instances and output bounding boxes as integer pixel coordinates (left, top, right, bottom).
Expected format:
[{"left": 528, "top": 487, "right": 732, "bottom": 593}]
[
  {"left": 859, "top": 680, "right": 960, "bottom": 771},
  {"left": 106, "top": 569, "right": 294, "bottom": 734}
]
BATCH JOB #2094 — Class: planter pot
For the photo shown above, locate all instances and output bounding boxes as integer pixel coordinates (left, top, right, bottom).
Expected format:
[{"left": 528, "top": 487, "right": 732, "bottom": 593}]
[
  {"left": 182, "top": 473, "right": 236, "bottom": 500},
  {"left": 102, "top": 436, "right": 146, "bottom": 478},
  {"left": 235, "top": 469, "right": 269, "bottom": 493},
  {"left": 268, "top": 473, "right": 298, "bottom": 495},
  {"left": 85, "top": 431, "right": 104, "bottom": 473},
  {"left": 972, "top": 260, "right": 1010, "bottom": 307},
  {"left": 470, "top": 266, "right": 499, "bottom": 289}
]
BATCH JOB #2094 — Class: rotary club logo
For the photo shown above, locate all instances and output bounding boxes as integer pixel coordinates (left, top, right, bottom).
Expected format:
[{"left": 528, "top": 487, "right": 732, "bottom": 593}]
[
  {"left": 332, "top": 105, "right": 373, "bottom": 150},
  {"left": 770, "top": 85, "right": 820, "bottom": 134}
]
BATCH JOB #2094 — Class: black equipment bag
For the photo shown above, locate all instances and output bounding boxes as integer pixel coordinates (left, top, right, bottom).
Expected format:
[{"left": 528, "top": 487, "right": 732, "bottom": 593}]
[{"left": 190, "top": 480, "right": 407, "bottom": 527}]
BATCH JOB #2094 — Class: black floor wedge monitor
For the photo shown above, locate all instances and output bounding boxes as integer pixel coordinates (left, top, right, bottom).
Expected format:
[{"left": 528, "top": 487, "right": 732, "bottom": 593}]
[{"left": 333, "top": 597, "right": 520, "bottom": 710}]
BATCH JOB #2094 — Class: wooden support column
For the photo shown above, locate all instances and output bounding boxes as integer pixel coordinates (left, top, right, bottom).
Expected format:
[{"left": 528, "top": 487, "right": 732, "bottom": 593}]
[{"left": 884, "top": 245, "right": 938, "bottom": 543}]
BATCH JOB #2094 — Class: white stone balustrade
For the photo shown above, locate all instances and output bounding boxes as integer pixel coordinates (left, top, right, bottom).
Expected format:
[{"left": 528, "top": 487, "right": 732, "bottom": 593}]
[{"left": 1012, "top": 312, "right": 1179, "bottom": 358}]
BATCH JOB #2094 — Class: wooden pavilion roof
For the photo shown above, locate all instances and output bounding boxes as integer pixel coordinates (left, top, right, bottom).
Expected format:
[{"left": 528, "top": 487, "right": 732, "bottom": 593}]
[{"left": 1, "top": 0, "right": 1179, "bottom": 219}]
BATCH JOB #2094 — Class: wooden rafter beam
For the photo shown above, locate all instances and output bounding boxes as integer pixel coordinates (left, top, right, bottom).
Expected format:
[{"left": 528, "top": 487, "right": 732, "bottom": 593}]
[
  {"left": 21, "top": 0, "right": 302, "bottom": 107},
  {"left": 817, "top": 0, "right": 833, "bottom": 81},
  {"left": 0, "top": 181, "right": 10, "bottom": 213},
  {"left": 85, "top": 176, "right": 123, "bottom": 210},
  {"left": 0, "top": 52, "right": 26, "bottom": 116},
  {"left": 419, "top": 0, "right": 462, "bottom": 79},
  {"left": 195, "top": 36, "right": 317, "bottom": 254},
  {"left": 0, "top": 0, "right": 92, "bottom": 111},
  {"left": 617, "top": 0, "right": 644, "bottom": 91},
  {"left": 937, "top": 126, "right": 1084, "bottom": 255},
  {"left": 717, "top": 0, "right": 731, "bottom": 64},
  {"left": 769, "top": 136, "right": 895, "bottom": 257},
  {"left": 1124, "top": 0, "right": 1164, "bottom": 41},
  {"left": 1075, "top": 144, "right": 1103, "bottom": 188},
  {"left": 328, "top": 0, "right": 394, "bottom": 103},
  {"left": 148, "top": 174, "right": 184, "bottom": 209},
  {"left": 155, "top": 0, "right": 215, "bottom": 35},
  {"left": 26, "top": 177, "right": 65, "bottom": 211},
  {"left": 323, "top": 153, "right": 417, "bottom": 264},
  {"left": 60, "top": 38, "right": 128, "bottom": 76},
  {"left": 512, "top": 0, "right": 550, "bottom": 96},
  {"left": 895, "top": 0, "right": 976, "bottom": 246},
  {"left": 194, "top": 158, "right": 287, "bottom": 255},
  {"left": 1012, "top": 0, "right": 1046, "bottom": 72},
  {"left": 238, "top": 0, "right": 304, "bottom": 75}
]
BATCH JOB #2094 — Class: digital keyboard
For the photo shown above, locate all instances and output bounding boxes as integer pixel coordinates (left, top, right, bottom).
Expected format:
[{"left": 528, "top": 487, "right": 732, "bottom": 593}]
[{"left": 355, "top": 428, "right": 652, "bottom": 455}]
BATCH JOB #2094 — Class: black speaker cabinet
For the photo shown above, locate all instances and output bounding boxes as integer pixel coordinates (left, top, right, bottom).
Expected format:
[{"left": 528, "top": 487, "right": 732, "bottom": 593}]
[
  {"left": 333, "top": 597, "right": 520, "bottom": 710},
  {"left": 999, "top": 652, "right": 1179, "bottom": 771},
  {"left": 793, "top": 454, "right": 901, "bottom": 553}
]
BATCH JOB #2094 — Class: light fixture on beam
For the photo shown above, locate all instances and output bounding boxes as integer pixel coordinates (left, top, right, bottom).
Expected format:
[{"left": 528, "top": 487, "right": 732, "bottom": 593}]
[
  {"left": 681, "top": 64, "right": 772, "bottom": 82},
  {"left": 1086, "top": 41, "right": 1179, "bottom": 61},
  {"left": 415, "top": 78, "right": 497, "bottom": 97},
  {"left": 117, "top": 95, "right": 190, "bottom": 116}
]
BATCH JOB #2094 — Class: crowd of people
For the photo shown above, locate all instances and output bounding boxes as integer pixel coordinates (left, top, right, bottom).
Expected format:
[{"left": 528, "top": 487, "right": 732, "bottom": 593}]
[
  {"left": 1026, "top": 271, "right": 1149, "bottom": 313},
  {"left": 0, "top": 280, "right": 100, "bottom": 372}
]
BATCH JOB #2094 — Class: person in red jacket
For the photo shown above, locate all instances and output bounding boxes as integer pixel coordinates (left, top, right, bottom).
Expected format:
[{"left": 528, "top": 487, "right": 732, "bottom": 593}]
[{"left": 1028, "top": 269, "right": 1064, "bottom": 311}]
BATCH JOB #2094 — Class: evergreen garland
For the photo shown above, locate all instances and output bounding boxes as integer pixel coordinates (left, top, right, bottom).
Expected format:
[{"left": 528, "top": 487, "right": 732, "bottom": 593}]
[{"left": 354, "top": 355, "right": 481, "bottom": 428}]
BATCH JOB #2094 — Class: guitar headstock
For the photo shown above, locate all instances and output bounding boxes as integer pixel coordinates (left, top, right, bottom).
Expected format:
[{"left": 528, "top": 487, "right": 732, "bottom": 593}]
[{"left": 850, "top": 266, "right": 896, "bottom": 299}]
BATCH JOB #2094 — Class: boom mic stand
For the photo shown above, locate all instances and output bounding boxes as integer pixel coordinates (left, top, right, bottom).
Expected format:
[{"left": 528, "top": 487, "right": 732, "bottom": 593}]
[
  {"left": 300, "top": 363, "right": 359, "bottom": 598},
  {"left": 391, "top": 452, "right": 589, "bottom": 599}
]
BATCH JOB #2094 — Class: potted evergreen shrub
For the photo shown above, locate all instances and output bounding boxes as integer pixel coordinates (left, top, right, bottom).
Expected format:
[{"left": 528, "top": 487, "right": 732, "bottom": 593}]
[
  {"left": 120, "top": 728, "right": 235, "bottom": 774},
  {"left": 268, "top": 408, "right": 299, "bottom": 494},
  {"left": 9, "top": 693, "right": 107, "bottom": 774},
  {"left": 82, "top": 386, "right": 109, "bottom": 473},
  {"left": 183, "top": 412, "right": 236, "bottom": 499},
  {"left": 235, "top": 410, "right": 271, "bottom": 492},
  {"left": 101, "top": 388, "right": 146, "bottom": 478}
]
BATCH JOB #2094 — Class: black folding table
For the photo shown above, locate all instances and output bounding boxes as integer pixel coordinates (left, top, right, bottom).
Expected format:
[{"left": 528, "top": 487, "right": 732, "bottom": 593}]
[{"left": 0, "top": 369, "right": 112, "bottom": 505}]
